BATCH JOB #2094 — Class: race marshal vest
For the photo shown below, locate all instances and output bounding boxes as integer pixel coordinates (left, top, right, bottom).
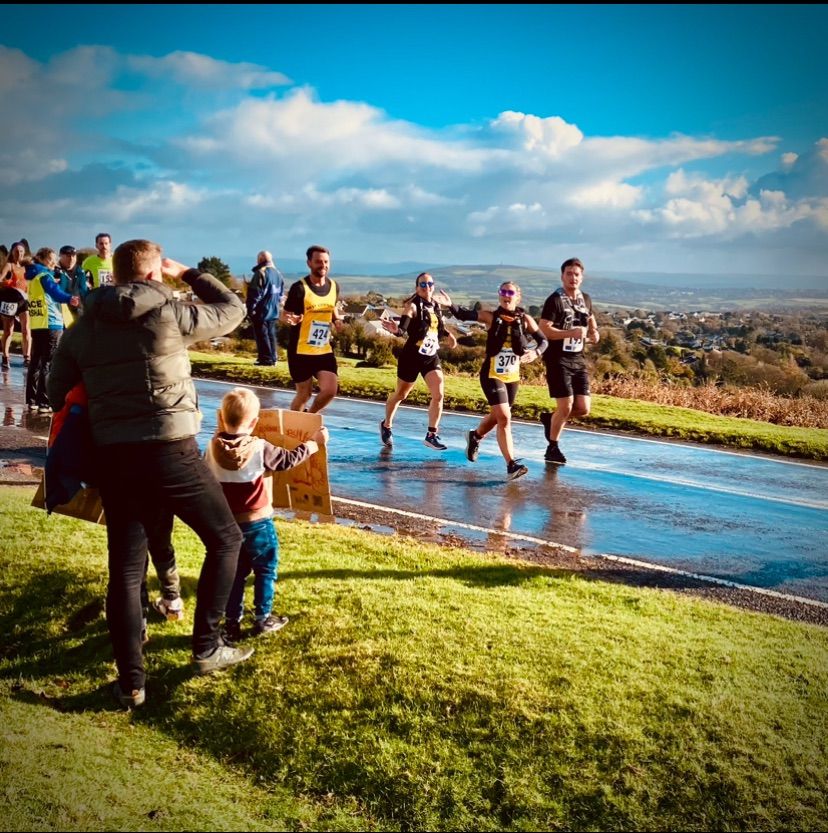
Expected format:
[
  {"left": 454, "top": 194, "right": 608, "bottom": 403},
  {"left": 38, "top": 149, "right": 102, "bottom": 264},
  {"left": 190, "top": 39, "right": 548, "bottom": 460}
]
[
  {"left": 297, "top": 278, "right": 338, "bottom": 356},
  {"left": 27, "top": 273, "right": 61, "bottom": 329}
]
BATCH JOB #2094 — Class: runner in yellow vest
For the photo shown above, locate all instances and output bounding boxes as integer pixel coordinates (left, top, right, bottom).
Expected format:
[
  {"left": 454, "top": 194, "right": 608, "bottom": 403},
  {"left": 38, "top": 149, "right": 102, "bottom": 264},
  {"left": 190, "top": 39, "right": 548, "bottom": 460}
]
[
  {"left": 281, "top": 245, "right": 343, "bottom": 413},
  {"left": 81, "top": 232, "right": 113, "bottom": 289}
]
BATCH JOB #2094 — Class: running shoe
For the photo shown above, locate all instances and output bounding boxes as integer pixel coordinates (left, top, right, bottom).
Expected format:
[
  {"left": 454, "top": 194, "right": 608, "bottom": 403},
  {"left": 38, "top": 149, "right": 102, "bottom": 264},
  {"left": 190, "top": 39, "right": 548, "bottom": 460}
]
[
  {"left": 379, "top": 420, "right": 393, "bottom": 447},
  {"left": 544, "top": 443, "right": 567, "bottom": 465},
  {"left": 423, "top": 431, "right": 447, "bottom": 451},
  {"left": 466, "top": 430, "right": 480, "bottom": 462},
  {"left": 506, "top": 459, "right": 529, "bottom": 481}
]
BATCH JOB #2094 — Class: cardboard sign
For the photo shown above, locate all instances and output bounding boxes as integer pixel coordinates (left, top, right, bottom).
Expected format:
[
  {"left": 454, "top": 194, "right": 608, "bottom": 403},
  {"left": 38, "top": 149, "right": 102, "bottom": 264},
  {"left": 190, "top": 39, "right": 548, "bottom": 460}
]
[
  {"left": 253, "top": 409, "right": 334, "bottom": 521},
  {"left": 31, "top": 476, "right": 105, "bottom": 525}
]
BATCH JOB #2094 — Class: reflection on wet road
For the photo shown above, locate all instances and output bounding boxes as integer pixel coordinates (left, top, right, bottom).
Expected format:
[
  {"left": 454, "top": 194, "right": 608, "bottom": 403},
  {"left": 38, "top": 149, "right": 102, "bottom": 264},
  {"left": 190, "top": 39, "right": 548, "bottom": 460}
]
[{"left": 2, "top": 364, "right": 827, "bottom": 601}]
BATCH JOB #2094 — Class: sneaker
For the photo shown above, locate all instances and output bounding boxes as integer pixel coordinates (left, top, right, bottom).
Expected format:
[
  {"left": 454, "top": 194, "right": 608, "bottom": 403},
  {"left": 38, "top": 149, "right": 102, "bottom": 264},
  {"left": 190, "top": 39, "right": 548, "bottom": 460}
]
[
  {"left": 466, "top": 430, "right": 480, "bottom": 462},
  {"left": 153, "top": 596, "right": 185, "bottom": 621},
  {"left": 221, "top": 619, "right": 242, "bottom": 644},
  {"left": 252, "top": 614, "right": 289, "bottom": 636},
  {"left": 540, "top": 412, "right": 552, "bottom": 442},
  {"left": 423, "top": 431, "right": 447, "bottom": 451},
  {"left": 113, "top": 680, "right": 145, "bottom": 709},
  {"left": 506, "top": 459, "right": 529, "bottom": 481},
  {"left": 544, "top": 443, "right": 567, "bottom": 465},
  {"left": 27, "top": 403, "right": 37, "bottom": 411},
  {"left": 37, "top": 406, "right": 52, "bottom": 414},
  {"left": 192, "top": 643, "right": 254, "bottom": 676},
  {"left": 379, "top": 420, "right": 393, "bottom": 447}
]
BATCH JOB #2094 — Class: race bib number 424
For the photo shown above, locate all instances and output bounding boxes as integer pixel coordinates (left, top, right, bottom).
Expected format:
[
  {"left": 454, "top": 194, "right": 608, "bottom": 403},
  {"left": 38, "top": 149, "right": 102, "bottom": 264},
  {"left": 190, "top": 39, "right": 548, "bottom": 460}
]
[{"left": 307, "top": 320, "right": 331, "bottom": 348}]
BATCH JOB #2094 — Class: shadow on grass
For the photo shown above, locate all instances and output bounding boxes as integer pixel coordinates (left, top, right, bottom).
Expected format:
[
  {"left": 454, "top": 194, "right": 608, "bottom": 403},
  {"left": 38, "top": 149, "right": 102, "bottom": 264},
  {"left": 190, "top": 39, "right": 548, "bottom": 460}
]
[
  {"left": 283, "top": 562, "right": 572, "bottom": 587},
  {"left": 0, "top": 568, "right": 206, "bottom": 711}
]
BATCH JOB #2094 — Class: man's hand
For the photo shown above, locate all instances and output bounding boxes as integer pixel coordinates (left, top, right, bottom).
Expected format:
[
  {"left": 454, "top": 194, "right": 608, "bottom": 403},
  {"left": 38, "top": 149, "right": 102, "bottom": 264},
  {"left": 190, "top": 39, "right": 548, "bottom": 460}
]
[
  {"left": 444, "top": 332, "right": 457, "bottom": 349},
  {"left": 588, "top": 327, "right": 600, "bottom": 344},
  {"left": 520, "top": 348, "right": 538, "bottom": 364},
  {"left": 312, "top": 427, "right": 329, "bottom": 446},
  {"left": 282, "top": 311, "right": 303, "bottom": 325},
  {"left": 161, "top": 258, "right": 191, "bottom": 280}
]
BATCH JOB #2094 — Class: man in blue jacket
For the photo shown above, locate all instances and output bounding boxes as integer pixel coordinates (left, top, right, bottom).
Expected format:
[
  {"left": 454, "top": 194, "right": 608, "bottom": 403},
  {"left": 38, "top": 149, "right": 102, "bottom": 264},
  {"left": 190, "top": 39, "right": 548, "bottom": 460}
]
[{"left": 247, "top": 250, "right": 284, "bottom": 366}]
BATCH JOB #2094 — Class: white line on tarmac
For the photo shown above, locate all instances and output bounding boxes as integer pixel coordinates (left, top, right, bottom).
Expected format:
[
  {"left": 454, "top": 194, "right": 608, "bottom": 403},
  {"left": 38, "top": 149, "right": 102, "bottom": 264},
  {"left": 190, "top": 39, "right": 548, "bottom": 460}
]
[{"left": 332, "top": 495, "right": 828, "bottom": 611}]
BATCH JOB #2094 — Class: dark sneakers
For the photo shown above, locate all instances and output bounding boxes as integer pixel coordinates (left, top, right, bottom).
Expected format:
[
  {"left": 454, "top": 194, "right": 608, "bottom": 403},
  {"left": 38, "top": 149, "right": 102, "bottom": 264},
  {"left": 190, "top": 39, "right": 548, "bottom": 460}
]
[
  {"left": 544, "top": 443, "right": 567, "bottom": 465},
  {"left": 222, "top": 619, "right": 242, "bottom": 644},
  {"left": 423, "top": 431, "right": 447, "bottom": 451},
  {"left": 466, "top": 430, "right": 480, "bottom": 462},
  {"left": 252, "top": 614, "right": 289, "bottom": 636},
  {"left": 540, "top": 411, "right": 552, "bottom": 442},
  {"left": 506, "top": 459, "right": 529, "bottom": 481},
  {"left": 192, "top": 643, "right": 254, "bottom": 676},
  {"left": 379, "top": 420, "right": 393, "bottom": 447}
]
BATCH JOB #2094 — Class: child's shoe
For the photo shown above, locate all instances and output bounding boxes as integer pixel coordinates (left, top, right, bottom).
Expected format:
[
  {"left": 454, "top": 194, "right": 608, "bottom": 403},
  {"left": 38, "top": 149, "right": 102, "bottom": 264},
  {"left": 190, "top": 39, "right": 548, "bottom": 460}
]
[
  {"left": 153, "top": 596, "right": 185, "bottom": 621},
  {"left": 252, "top": 614, "right": 289, "bottom": 636}
]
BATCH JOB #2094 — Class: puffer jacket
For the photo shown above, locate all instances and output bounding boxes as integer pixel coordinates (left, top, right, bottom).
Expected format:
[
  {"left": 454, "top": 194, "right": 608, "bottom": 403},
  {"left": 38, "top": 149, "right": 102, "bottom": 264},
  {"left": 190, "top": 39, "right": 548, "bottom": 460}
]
[{"left": 48, "top": 270, "right": 244, "bottom": 445}]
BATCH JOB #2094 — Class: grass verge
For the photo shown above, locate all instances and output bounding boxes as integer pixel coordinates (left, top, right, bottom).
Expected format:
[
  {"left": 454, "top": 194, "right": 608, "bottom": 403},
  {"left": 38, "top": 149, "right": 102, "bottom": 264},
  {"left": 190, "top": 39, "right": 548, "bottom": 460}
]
[
  {"left": 1, "top": 486, "right": 827, "bottom": 830},
  {"left": 189, "top": 352, "right": 828, "bottom": 461}
]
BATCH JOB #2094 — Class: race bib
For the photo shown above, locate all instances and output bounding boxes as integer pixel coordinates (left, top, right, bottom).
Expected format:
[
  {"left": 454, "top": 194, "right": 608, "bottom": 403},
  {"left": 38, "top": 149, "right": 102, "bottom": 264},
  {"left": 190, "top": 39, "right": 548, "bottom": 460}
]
[
  {"left": 0, "top": 301, "right": 18, "bottom": 316},
  {"left": 306, "top": 320, "right": 331, "bottom": 348},
  {"left": 418, "top": 333, "right": 439, "bottom": 356},
  {"left": 98, "top": 269, "right": 113, "bottom": 286},
  {"left": 489, "top": 349, "right": 520, "bottom": 382},
  {"left": 562, "top": 335, "right": 584, "bottom": 353}
]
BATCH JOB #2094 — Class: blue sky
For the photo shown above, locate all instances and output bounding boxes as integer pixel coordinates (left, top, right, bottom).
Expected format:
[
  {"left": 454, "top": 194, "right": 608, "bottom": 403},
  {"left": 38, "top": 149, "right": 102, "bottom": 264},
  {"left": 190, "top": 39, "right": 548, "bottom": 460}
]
[{"left": 2, "top": 4, "right": 827, "bottom": 277}]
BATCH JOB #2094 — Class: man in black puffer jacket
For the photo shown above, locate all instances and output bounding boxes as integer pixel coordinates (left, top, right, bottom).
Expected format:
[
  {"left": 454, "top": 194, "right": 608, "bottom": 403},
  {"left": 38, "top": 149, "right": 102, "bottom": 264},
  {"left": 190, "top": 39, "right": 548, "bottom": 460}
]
[{"left": 48, "top": 239, "right": 252, "bottom": 707}]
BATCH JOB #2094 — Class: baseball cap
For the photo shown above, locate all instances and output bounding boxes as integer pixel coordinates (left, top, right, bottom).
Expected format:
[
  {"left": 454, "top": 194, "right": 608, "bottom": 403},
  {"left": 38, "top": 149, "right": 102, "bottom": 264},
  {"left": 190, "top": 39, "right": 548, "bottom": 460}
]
[{"left": 59, "top": 245, "right": 77, "bottom": 256}]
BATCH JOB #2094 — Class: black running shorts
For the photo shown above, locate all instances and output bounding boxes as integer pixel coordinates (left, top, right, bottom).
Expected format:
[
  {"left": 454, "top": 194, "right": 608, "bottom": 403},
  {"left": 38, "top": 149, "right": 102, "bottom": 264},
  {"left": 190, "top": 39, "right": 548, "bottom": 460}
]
[{"left": 287, "top": 351, "right": 338, "bottom": 383}]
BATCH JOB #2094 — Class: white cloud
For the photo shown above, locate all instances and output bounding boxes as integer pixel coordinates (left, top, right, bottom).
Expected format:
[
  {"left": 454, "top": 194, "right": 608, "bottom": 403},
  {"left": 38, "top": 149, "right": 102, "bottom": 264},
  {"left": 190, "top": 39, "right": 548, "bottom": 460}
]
[
  {"left": 2, "top": 45, "right": 825, "bottom": 275},
  {"left": 127, "top": 51, "right": 291, "bottom": 89}
]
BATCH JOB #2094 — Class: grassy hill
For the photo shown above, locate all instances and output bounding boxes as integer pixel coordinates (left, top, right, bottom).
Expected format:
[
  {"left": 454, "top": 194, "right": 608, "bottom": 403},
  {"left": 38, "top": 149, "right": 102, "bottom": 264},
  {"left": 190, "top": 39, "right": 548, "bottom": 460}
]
[
  {"left": 329, "top": 264, "right": 828, "bottom": 312},
  {"left": 1, "top": 487, "right": 826, "bottom": 831}
]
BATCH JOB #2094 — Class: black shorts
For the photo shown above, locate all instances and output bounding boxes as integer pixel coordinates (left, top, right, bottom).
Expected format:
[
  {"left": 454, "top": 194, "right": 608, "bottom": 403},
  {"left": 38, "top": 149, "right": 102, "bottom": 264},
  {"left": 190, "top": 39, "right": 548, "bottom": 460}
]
[
  {"left": 545, "top": 362, "right": 590, "bottom": 399},
  {"left": 479, "top": 364, "right": 519, "bottom": 407},
  {"left": 397, "top": 350, "right": 441, "bottom": 384},
  {"left": 287, "top": 351, "right": 338, "bottom": 383}
]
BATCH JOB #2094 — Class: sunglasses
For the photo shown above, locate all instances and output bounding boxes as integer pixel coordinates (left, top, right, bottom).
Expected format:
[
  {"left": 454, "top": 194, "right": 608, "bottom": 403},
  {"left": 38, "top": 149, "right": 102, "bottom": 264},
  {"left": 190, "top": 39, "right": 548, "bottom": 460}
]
[
  {"left": 499, "top": 289, "right": 516, "bottom": 297},
  {"left": 419, "top": 281, "right": 435, "bottom": 288}
]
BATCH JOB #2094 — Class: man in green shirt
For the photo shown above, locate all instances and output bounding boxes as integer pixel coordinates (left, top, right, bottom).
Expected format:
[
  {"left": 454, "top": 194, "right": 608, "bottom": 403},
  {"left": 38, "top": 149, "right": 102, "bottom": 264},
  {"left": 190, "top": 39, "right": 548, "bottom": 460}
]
[{"left": 81, "top": 232, "right": 113, "bottom": 289}]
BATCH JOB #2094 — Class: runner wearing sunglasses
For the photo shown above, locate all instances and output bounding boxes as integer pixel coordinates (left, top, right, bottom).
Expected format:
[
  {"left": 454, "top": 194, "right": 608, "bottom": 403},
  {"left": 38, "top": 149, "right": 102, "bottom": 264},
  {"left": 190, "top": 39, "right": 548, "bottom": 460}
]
[
  {"left": 380, "top": 273, "right": 456, "bottom": 450},
  {"left": 449, "top": 282, "right": 547, "bottom": 481}
]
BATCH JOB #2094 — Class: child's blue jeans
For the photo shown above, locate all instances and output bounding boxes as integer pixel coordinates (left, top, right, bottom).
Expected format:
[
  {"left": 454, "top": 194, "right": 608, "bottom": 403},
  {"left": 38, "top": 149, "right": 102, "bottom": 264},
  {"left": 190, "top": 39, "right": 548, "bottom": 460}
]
[{"left": 225, "top": 517, "right": 280, "bottom": 622}]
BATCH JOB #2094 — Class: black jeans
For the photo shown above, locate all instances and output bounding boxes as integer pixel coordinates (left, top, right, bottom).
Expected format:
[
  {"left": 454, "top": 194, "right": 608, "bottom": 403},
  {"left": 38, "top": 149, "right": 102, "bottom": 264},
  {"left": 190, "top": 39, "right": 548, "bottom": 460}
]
[
  {"left": 96, "top": 437, "right": 242, "bottom": 691},
  {"left": 253, "top": 316, "right": 278, "bottom": 364},
  {"left": 26, "top": 328, "right": 61, "bottom": 407}
]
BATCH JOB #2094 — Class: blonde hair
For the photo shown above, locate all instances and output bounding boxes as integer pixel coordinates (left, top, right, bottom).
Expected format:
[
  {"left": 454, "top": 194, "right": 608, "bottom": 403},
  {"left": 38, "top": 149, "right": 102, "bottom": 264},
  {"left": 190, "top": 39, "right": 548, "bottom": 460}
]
[
  {"left": 34, "top": 247, "right": 57, "bottom": 267},
  {"left": 220, "top": 387, "right": 261, "bottom": 431}
]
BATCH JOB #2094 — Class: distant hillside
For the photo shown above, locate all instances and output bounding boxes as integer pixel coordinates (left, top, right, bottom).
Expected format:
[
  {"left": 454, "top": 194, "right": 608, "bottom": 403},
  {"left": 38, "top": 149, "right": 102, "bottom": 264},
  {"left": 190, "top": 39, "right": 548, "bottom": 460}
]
[{"left": 326, "top": 264, "right": 828, "bottom": 313}]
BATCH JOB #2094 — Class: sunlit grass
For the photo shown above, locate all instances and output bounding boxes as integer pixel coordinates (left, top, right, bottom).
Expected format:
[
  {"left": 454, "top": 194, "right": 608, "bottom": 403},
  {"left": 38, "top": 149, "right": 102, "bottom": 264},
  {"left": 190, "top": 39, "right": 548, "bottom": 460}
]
[{"left": 2, "top": 487, "right": 826, "bottom": 830}]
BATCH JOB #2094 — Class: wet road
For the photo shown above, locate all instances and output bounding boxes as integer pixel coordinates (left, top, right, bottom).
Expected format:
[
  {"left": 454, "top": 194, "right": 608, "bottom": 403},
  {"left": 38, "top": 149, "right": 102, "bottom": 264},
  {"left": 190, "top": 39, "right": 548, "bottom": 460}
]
[{"left": 3, "top": 364, "right": 827, "bottom": 602}]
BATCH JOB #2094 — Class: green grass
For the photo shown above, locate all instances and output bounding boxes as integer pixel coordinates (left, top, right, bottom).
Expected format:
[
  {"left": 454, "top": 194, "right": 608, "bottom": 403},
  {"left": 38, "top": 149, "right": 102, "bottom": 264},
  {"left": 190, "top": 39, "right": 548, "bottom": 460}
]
[
  {"left": 189, "top": 352, "right": 828, "bottom": 460},
  {"left": 1, "top": 487, "right": 827, "bottom": 831}
]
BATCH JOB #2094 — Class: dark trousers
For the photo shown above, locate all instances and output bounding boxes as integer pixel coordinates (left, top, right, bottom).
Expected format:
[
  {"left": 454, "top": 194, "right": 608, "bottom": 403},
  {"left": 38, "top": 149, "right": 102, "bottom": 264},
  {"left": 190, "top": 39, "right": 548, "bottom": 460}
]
[
  {"left": 96, "top": 437, "right": 242, "bottom": 691},
  {"left": 253, "top": 317, "right": 278, "bottom": 365},
  {"left": 26, "top": 328, "right": 61, "bottom": 407}
]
